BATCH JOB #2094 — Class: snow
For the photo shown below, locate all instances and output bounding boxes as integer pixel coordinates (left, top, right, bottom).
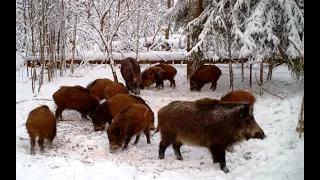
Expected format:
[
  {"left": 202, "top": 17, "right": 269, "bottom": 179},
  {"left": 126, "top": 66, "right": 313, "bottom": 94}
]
[{"left": 16, "top": 61, "right": 304, "bottom": 180}]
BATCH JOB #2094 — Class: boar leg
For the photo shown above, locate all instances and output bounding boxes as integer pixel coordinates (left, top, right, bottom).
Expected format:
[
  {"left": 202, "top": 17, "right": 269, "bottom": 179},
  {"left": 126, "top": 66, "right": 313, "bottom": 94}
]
[
  {"left": 38, "top": 136, "right": 45, "bottom": 153},
  {"left": 55, "top": 107, "right": 63, "bottom": 120},
  {"left": 30, "top": 134, "right": 36, "bottom": 155},
  {"left": 158, "top": 139, "right": 173, "bottom": 159},
  {"left": 143, "top": 127, "right": 151, "bottom": 144},
  {"left": 211, "top": 82, "right": 217, "bottom": 91},
  {"left": 209, "top": 145, "right": 229, "bottom": 173},
  {"left": 123, "top": 136, "right": 133, "bottom": 150},
  {"left": 133, "top": 132, "right": 142, "bottom": 145},
  {"left": 172, "top": 80, "right": 176, "bottom": 88},
  {"left": 172, "top": 141, "right": 183, "bottom": 160},
  {"left": 81, "top": 113, "right": 87, "bottom": 120}
]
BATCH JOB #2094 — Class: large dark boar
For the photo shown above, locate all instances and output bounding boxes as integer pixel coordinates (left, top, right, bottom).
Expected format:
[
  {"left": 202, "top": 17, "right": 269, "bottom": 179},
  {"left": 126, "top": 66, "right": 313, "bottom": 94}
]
[
  {"left": 103, "top": 81, "right": 129, "bottom": 100},
  {"left": 189, "top": 65, "right": 221, "bottom": 91},
  {"left": 107, "top": 103, "right": 153, "bottom": 153},
  {"left": 157, "top": 98, "right": 265, "bottom": 173},
  {"left": 140, "top": 66, "right": 165, "bottom": 89},
  {"left": 53, "top": 85, "right": 100, "bottom": 121},
  {"left": 86, "top": 78, "right": 113, "bottom": 100},
  {"left": 120, "top": 57, "right": 142, "bottom": 94},
  {"left": 155, "top": 63, "right": 177, "bottom": 88},
  {"left": 91, "top": 93, "right": 155, "bottom": 131},
  {"left": 26, "top": 105, "right": 56, "bottom": 154},
  {"left": 220, "top": 90, "right": 256, "bottom": 113}
]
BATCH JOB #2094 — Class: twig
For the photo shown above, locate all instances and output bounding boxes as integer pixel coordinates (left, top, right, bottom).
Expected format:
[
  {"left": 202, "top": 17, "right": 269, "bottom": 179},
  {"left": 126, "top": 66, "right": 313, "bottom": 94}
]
[
  {"left": 262, "top": 88, "right": 284, "bottom": 99},
  {"left": 32, "top": 98, "right": 54, "bottom": 101},
  {"left": 16, "top": 100, "right": 28, "bottom": 104},
  {"left": 276, "top": 169, "right": 291, "bottom": 180}
]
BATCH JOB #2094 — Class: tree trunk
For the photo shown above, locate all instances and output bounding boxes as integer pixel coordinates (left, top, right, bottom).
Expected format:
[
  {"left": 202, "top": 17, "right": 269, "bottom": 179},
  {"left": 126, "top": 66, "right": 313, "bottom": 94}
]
[
  {"left": 259, "top": 62, "right": 263, "bottom": 95},
  {"left": 135, "top": 0, "right": 141, "bottom": 61},
  {"left": 186, "top": 0, "right": 204, "bottom": 79},
  {"left": 267, "top": 59, "right": 273, "bottom": 82},
  {"left": 165, "top": 0, "right": 171, "bottom": 40},
  {"left": 228, "top": 33, "right": 233, "bottom": 92},
  {"left": 249, "top": 63, "right": 252, "bottom": 88},
  {"left": 71, "top": 14, "right": 77, "bottom": 74},
  {"left": 241, "top": 59, "right": 244, "bottom": 82},
  {"left": 296, "top": 95, "right": 304, "bottom": 138}
]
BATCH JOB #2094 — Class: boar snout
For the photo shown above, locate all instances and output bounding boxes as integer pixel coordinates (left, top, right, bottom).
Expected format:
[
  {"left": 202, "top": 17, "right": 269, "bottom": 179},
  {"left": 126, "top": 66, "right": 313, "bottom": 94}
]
[
  {"left": 255, "top": 130, "right": 265, "bottom": 139},
  {"left": 94, "top": 124, "right": 106, "bottom": 131}
]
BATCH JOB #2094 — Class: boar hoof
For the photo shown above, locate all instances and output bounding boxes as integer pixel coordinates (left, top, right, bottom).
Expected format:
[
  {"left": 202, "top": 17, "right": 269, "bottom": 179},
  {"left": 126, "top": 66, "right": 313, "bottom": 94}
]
[
  {"left": 176, "top": 156, "right": 183, "bottom": 161},
  {"left": 158, "top": 154, "right": 164, "bottom": 160},
  {"left": 221, "top": 167, "right": 230, "bottom": 173}
]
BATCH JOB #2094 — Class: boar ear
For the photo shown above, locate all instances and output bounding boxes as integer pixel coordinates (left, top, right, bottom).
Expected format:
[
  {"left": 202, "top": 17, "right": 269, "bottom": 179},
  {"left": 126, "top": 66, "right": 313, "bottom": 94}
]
[{"left": 238, "top": 105, "right": 250, "bottom": 118}]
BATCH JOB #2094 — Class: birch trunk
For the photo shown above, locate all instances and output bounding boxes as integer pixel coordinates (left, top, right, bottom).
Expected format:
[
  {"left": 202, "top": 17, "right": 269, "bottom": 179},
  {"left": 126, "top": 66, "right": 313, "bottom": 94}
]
[{"left": 259, "top": 62, "right": 263, "bottom": 95}]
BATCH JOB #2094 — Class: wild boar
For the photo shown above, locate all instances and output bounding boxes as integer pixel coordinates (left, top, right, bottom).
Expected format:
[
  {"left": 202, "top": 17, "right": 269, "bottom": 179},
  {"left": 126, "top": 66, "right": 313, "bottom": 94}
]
[
  {"left": 107, "top": 103, "right": 153, "bottom": 152},
  {"left": 140, "top": 66, "right": 165, "bottom": 90},
  {"left": 120, "top": 57, "right": 142, "bottom": 94},
  {"left": 157, "top": 98, "right": 265, "bottom": 173},
  {"left": 91, "top": 93, "right": 155, "bottom": 131},
  {"left": 220, "top": 90, "right": 256, "bottom": 113},
  {"left": 52, "top": 85, "right": 100, "bottom": 121},
  {"left": 190, "top": 65, "right": 222, "bottom": 91},
  {"left": 155, "top": 63, "right": 177, "bottom": 88},
  {"left": 26, "top": 105, "right": 56, "bottom": 154},
  {"left": 86, "top": 78, "right": 113, "bottom": 100},
  {"left": 103, "top": 81, "right": 129, "bottom": 100}
]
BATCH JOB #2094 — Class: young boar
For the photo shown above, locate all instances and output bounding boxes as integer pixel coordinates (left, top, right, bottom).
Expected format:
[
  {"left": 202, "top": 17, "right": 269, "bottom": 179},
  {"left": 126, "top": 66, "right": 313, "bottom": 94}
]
[
  {"left": 53, "top": 85, "right": 100, "bottom": 121},
  {"left": 26, "top": 105, "right": 56, "bottom": 154},
  {"left": 155, "top": 63, "right": 177, "bottom": 88},
  {"left": 220, "top": 90, "right": 256, "bottom": 113},
  {"left": 140, "top": 66, "right": 165, "bottom": 89},
  {"left": 107, "top": 103, "right": 153, "bottom": 153},
  {"left": 91, "top": 93, "right": 155, "bottom": 131},
  {"left": 157, "top": 98, "right": 265, "bottom": 173},
  {"left": 120, "top": 57, "right": 142, "bottom": 94},
  {"left": 86, "top": 78, "right": 113, "bottom": 100},
  {"left": 190, "top": 65, "right": 221, "bottom": 91},
  {"left": 103, "top": 81, "right": 129, "bottom": 100}
]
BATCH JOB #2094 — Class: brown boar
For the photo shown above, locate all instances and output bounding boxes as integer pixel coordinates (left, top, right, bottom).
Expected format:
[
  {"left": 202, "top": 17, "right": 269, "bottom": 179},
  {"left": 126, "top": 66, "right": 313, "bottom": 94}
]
[
  {"left": 157, "top": 98, "right": 265, "bottom": 173},
  {"left": 220, "top": 90, "right": 256, "bottom": 113},
  {"left": 86, "top": 78, "right": 113, "bottom": 100},
  {"left": 190, "top": 65, "right": 222, "bottom": 91},
  {"left": 140, "top": 66, "right": 165, "bottom": 90},
  {"left": 107, "top": 103, "right": 153, "bottom": 152},
  {"left": 103, "top": 81, "right": 129, "bottom": 100},
  {"left": 120, "top": 57, "right": 142, "bottom": 94},
  {"left": 155, "top": 63, "right": 177, "bottom": 88},
  {"left": 91, "top": 93, "right": 155, "bottom": 131},
  {"left": 52, "top": 85, "right": 100, "bottom": 121},
  {"left": 26, "top": 105, "right": 56, "bottom": 154}
]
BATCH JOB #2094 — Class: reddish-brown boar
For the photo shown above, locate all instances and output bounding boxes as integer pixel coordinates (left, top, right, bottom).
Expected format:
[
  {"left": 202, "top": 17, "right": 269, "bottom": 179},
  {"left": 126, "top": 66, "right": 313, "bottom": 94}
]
[
  {"left": 91, "top": 93, "right": 155, "bottom": 131},
  {"left": 157, "top": 98, "right": 265, "bottom": 173},
  {"left": 155, "top": 63, "right": 177, "bottom": 88},
  {"left": 120, "top": 57, "right": 142, "bottom": 94},
  {"left": 107, "top": 103, "right": 153, "bottom": 152},
  {"left": 52, "top": 85, "right": 100, "bottom": 121},
  {"left": 103, "top": 81, "right": 129, "bottom": 100},
  {"left": 26, "top": 105, "right": 56, "bottom": 154},
  {"left": 190, "top": 65, "right": 221, "bottom": 91},
  {"left": 220, "top": 90, "right": 256, "bottom": 113},
  {"left": 86, "top": 78, "right": 113, "bottom": 100},
  {"left": 140, "top": 66, "right": 165, "bottom": 89}
]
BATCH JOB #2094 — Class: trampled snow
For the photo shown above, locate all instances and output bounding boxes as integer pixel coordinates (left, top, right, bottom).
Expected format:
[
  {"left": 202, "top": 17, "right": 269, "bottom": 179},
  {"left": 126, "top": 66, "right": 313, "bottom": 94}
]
[{"left": 16, "top": 62, "right": 304, "bottom": 180}]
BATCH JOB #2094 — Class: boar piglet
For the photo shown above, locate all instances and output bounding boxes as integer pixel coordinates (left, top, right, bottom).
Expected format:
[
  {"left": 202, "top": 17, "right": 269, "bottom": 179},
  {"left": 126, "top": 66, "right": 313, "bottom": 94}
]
[{"left": 107, "top": 103, "right": 153, "bottom": 153}]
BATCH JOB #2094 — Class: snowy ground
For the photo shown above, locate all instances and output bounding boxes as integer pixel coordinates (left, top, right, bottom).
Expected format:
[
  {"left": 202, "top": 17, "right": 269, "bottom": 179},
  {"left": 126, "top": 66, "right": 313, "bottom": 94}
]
[{"left": 16, "top": 62, "right": 304, "bottom": 180}]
